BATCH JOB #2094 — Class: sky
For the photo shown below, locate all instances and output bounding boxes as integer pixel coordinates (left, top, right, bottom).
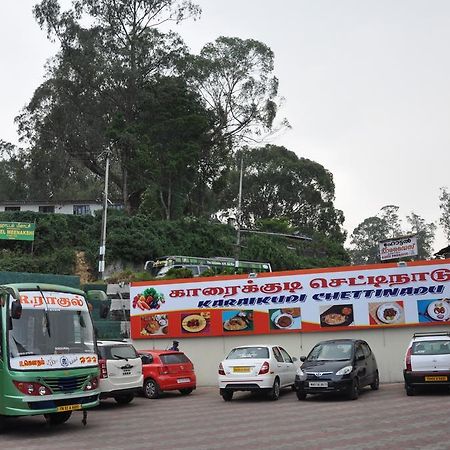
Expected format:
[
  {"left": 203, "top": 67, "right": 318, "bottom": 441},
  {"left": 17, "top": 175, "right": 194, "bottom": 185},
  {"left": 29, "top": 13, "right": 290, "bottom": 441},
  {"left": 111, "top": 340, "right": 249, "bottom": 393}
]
[{"left": 1, "top": 0, "right": 450, "bottom": 252}]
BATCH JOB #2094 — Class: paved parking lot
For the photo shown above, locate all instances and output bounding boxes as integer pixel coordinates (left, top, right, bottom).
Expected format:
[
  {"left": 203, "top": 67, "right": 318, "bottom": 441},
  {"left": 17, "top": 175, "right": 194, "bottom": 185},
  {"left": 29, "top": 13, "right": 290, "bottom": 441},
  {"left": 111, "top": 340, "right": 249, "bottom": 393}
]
[{"left": 1, "top": 383, "right": 449, "bottom": 450}]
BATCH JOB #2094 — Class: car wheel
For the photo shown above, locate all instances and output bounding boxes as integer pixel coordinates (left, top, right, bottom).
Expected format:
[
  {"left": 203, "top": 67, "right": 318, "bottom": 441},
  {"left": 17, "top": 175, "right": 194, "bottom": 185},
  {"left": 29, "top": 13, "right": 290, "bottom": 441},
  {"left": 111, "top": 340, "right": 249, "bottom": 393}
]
[
  {"left": 44, "top": 411, "right": 72, "bottom": 425},
  {"left": 114, "top": 393, "right": 134, "bottom": 404},
  {"left": 370, "top": 371, "right": 380, "bottom": 391},
  {"left": 179, "top": 388, "right": 194, "bottom": 395},
  {"left": 220, "top": 389, "right": 233, "bottom": 401},
  {"left": 268, "top": 378, "right": 280, "bottom": 401},
  {"left": 348, "top": 379, "right": 359, "bottom": 400},
  {"left": 144, "top": 379, "right": 161, "bottom": 399},
  {"left": 405, "top": 384, "right": 415, "bottom": 396},
  {"left": 296, "top": 390, "right": 307, "bottom": 400}
]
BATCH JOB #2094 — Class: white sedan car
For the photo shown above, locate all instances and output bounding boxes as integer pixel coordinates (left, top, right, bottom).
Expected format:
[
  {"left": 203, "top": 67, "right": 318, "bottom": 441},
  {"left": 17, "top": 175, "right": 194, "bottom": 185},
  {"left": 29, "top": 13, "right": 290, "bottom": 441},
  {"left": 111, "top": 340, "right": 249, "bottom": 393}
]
[{"left": 218, "top": 345, "right": 297, "bottom": 401}]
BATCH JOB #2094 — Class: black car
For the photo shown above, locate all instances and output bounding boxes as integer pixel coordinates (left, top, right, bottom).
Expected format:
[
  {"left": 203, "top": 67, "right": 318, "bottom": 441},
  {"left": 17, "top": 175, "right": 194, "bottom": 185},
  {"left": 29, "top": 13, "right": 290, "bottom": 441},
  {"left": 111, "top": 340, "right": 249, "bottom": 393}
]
[{"left": 295, "top": 339, "right": 379, "bottom": 400}]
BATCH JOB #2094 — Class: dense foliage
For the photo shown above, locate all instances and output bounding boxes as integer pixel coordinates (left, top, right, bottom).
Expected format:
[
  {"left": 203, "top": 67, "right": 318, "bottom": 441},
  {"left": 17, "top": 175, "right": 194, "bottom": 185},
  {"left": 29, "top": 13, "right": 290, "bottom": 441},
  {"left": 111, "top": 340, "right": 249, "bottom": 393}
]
[{"left": 0, "top": 211, "right": 350, "bottom": 278}]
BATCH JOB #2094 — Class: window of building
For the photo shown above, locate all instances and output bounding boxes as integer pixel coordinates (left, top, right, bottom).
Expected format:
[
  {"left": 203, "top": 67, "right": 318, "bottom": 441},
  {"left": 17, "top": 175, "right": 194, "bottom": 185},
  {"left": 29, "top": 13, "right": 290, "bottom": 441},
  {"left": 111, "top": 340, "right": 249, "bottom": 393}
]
[
  {"left": 39, "top": 205, "right": 55, "bottom": 213},
  {"left": 73, "top": 205, "right": 91, "bottom": 215},
  {"left": 4, "top": 206, "right": 20, "bottom": 211}
]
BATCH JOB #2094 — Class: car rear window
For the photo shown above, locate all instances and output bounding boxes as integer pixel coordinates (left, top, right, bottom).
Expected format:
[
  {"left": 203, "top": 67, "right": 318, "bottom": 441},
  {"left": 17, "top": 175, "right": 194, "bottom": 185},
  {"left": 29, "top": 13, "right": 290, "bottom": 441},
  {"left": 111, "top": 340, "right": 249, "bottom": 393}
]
[
  {"left": 99, "top": 345, "right": 138, "bottom": 360},
  {"left": 160, "top": 353, "right": 190, "bottom": 364},
  {"left": 412, "top": 340, "right": 450, "bottom": 355},
  {"left": 226, "top": 347, "right": 269, "bottom": 359}
]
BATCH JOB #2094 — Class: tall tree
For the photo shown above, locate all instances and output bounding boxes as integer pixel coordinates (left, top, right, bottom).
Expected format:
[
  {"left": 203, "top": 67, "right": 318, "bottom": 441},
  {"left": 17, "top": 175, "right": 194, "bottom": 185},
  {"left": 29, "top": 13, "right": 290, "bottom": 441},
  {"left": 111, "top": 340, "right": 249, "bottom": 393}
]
[
  {"left": 439, "top": 187, "right": 450, "bottom": 243},
  {"left": 216, "top": 145, "right": 346, "bottom": 243},
  {"left": 18, "top": 0, "right": 200, "bottom": 211},
  {"left": 349, "top": 206, "right": 436, "bottom": 264},
  {"left": 184, "top": 37, "right": 288, "bottom": 215}
]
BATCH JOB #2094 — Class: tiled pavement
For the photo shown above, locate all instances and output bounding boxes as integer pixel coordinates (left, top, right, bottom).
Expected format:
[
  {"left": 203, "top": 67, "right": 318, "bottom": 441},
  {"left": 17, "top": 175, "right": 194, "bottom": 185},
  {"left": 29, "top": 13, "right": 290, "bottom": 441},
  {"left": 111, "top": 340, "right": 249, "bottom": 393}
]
[{"left": 1, "top": 383, "right": 449, "bottom": 450}]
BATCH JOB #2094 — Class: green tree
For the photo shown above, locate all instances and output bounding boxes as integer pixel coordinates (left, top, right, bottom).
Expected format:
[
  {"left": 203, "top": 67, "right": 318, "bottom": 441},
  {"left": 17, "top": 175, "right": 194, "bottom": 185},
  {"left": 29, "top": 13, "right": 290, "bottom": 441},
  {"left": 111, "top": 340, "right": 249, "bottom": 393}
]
[
  {"left": 349, "top": 206, "right": 436, "bottom": 264},
  {"left": 439, "top": 187, "right": 450, "bottom": 243},
  {"left": 18, "top": 0, "right": 200, "bottom": 211},
  {"left": 184, "top": 37, "right": 288, "bottom": 215},
  {"left": 406, "top": 212, "right": 436, "bottom": 259},
  {"left": 218, "top": 145, "right": 346, "bottom": 242}
]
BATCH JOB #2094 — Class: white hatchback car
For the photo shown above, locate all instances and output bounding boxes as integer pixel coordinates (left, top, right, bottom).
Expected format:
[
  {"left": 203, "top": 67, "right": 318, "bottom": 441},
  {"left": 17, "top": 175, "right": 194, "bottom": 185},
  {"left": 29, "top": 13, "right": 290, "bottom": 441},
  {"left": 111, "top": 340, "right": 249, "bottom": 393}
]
[
  {"left": 218, "top": 345, "right": 297, "bottom": 401},
  {"left": 403, "top": 331, "right": 450, "bottom": 396},
  {"left": 97, "top": 340, "right": 143, "bottom": 404}
]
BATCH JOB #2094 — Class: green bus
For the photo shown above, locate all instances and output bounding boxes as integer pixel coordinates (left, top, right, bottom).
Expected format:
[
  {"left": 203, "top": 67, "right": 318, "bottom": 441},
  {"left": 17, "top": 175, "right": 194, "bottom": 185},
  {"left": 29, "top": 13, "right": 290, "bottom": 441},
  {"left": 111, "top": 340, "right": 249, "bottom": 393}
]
[{"left": 0, "top": 283, "right": 101, "bottom": 429}]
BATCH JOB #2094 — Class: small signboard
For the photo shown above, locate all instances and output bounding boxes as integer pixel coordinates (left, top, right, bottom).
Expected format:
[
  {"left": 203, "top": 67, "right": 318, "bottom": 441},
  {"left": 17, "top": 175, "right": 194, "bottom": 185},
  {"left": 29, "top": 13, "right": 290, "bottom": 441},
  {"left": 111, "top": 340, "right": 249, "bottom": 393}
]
[
  {"left": 379, "top": 235, "right": 418, "bottom": 261},
  {"left": 0, "top": 222, "right": 35, "bottom": 241}
]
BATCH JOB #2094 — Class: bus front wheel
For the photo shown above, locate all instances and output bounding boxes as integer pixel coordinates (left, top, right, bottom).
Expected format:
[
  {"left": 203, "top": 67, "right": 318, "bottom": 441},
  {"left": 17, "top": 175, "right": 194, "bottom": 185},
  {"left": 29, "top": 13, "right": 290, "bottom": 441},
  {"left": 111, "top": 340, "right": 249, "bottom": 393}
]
[{"left": 44, "top": 411, "right": 72, "bottom": 425}]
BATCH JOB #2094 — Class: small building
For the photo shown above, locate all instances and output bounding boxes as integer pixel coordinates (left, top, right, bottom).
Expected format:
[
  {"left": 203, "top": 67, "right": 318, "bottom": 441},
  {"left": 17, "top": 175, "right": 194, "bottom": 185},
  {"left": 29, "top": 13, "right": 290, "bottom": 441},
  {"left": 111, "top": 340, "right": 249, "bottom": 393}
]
[{"left": 0, "top": 200, "right": 123, "bottom": 216}]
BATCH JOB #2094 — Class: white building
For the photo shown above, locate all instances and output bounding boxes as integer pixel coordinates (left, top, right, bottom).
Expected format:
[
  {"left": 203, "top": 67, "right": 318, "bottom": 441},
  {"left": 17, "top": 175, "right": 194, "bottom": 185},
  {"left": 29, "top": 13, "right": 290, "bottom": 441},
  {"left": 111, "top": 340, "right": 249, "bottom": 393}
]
[{"left": 0, "top": 200, "right": 123, "bottom": 216}]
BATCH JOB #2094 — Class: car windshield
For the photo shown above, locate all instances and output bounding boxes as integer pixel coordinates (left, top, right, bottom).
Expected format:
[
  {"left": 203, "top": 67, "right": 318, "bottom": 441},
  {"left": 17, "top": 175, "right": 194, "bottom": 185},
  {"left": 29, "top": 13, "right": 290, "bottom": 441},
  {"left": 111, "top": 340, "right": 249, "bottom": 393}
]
[
  {"left": 9, "top": 308, "right": 95, "bottom": 359},
  {"left": 226, "top": 347, "right": 269, "bottom": 359},
  {"left": 412, "top": 340, "right": 450, "bottom": 355},
  {"left": 308, "top": 342, "right": 353, "bottom": 361}
]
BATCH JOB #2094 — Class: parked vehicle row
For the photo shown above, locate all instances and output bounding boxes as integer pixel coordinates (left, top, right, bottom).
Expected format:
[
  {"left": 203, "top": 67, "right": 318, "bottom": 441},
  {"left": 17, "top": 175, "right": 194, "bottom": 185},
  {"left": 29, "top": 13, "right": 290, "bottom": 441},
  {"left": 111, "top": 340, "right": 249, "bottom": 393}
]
[{"left": 96, "top": 331, "right": 450, "bottom": 406}]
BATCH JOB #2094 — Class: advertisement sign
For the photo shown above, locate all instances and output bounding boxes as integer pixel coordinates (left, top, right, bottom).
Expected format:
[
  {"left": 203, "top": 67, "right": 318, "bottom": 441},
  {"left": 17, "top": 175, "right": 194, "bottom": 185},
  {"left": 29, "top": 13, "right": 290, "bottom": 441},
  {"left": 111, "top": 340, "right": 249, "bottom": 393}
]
[
  {"left": 130, "top": 259, "right": 450, "bottom": 339},
  {"left": 0, "top": 221, "right": 35, "bottom": 241},
  {"left": 379, "top": 235, "right": 418, "bottom": 261}
]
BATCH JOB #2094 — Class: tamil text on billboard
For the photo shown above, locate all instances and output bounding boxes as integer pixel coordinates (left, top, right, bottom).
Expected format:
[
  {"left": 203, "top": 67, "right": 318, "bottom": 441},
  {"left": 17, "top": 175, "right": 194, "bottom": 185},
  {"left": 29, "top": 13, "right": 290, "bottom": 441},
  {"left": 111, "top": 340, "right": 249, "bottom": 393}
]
[
  {"left": 379, "top": 235, "right": 418, "bottom": 261},
  {"left": 130, "top": 259, "right": 450, "bottom": 339},
  {"left": 0, "top": 222, "right": 35, "bottom": 241}
]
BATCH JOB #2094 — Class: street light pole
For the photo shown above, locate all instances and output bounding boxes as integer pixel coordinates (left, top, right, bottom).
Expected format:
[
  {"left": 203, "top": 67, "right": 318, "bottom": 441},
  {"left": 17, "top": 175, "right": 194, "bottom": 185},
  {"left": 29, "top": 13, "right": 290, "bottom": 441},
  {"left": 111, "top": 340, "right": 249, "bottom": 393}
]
[
  {"left": 235, "top": 155, "right": 244, "bottom": 262},
  {"left": 98, "top": 151, "right": 110, "bottom": 280}
]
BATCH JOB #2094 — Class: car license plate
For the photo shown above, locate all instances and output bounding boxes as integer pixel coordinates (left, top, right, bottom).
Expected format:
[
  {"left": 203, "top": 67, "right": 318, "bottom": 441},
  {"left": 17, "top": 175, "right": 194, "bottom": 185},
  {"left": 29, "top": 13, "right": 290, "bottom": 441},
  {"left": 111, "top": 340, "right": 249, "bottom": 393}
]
[
  {"left": 309, "top": 381, "right": 328, "bottom": 388},
  {"left": 425, "top": 376, "right": 448, "bottom": 382},
  {"left": 233, "top": 367, "right": 250, "bottom": 373},
  {"left": 57, "top": 404, "right": 82, "bottom": 412},
  {"left": 177, "top": 378, "right": 190, "bottom": 383}
]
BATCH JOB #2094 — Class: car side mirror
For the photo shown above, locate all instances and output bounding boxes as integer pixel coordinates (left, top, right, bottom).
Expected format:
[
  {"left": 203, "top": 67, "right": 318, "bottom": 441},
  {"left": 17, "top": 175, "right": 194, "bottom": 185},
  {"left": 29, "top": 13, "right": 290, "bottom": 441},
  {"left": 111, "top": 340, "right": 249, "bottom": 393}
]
[
  {"left": 292, "top": 356, "right": 298, "bottom": 362},
  {"left": 357, "top": 354, "right": 365, "bottom": 361},
  {"left": 300, "top": 356, "right": 307, "bottom": 362}
]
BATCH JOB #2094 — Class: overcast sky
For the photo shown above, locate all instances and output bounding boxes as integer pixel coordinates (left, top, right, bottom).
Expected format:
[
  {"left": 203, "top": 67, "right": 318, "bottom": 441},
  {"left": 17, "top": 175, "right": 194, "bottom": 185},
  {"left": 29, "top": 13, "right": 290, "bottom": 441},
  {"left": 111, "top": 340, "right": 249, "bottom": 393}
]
[{"left": 1, "top": 1, "right": 449, "bottom": 252}]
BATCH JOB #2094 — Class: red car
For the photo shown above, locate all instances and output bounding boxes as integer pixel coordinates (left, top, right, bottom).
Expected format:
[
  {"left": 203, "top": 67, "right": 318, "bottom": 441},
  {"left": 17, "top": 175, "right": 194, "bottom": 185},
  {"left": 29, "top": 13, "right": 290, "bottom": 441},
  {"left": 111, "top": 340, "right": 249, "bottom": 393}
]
[{"left": 139, "top": 350, "right": 196, "bottom": 399}]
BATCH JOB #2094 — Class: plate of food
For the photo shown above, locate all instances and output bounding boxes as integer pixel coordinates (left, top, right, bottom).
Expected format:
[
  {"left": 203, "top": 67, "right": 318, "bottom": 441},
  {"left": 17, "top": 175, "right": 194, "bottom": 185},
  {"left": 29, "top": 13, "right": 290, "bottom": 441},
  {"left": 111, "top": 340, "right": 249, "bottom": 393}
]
[
  {"left": 182, "top": 314, "right": 207, "bottom": 333},
  {"left": 427, "top": 300, "right": 450, "bottom": 321},
  {"left": 376, "top": 303, "right": 401, "bottom": 324},
  {"left": 320, "top": 305, "right": 354, "bottom": 327},
  {"left": 271, "top": 310, "right": 294, "bottom": 329},
  {"left": 223, "top": 315, "right": 248, "bottom": 331}
]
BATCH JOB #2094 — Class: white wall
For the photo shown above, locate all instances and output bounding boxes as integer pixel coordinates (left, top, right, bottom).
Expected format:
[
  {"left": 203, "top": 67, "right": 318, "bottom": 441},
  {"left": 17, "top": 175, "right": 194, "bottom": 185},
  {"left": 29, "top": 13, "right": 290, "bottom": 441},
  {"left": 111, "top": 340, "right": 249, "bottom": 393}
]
[{"left": 132, "top": 326, "right": 450, "bottom": 386}]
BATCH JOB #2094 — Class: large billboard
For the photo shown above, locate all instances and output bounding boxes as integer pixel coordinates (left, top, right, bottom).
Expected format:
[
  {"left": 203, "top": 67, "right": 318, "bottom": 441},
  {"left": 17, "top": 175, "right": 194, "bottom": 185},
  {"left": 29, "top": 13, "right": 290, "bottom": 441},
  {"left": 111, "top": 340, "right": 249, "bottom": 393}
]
[{"left": 130, "top": 259, "right": 450, "bottom": 339}]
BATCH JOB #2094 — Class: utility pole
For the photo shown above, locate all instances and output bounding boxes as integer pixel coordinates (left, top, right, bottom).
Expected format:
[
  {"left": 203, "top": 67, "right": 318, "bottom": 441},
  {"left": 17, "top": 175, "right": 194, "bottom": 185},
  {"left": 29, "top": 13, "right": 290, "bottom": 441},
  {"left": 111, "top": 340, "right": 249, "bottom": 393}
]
[
  {"left": 235, "top": 155, "right": 244, "bottom": 262},
  {"left": 98, "top": 151, "right": 110, "bottom": 280}
]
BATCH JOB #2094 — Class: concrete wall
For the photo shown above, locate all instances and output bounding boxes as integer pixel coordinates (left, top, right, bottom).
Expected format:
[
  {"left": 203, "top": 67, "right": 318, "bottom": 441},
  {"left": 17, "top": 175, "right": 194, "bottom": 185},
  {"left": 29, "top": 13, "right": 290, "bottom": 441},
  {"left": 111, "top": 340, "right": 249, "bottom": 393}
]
[{"left": 132, "top": 326, "right": 450, "bottom": 386}]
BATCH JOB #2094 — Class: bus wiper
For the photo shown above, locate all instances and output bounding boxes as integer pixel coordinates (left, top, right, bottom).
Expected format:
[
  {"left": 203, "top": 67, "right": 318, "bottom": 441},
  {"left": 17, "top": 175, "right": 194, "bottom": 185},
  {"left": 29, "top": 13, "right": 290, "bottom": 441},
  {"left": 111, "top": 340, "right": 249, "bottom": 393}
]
[
  {"left": 114, "top": 355, "right": 129, "bottom": 361},
  {"left": 37, "top": 285, "right": 51, "bottom": 338}
]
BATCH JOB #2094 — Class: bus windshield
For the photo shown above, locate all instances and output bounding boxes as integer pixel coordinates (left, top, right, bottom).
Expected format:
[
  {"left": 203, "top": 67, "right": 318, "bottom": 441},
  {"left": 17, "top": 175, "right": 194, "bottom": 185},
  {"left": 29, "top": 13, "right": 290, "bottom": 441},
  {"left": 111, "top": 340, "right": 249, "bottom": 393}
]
[{"left": 8, "top": 290, "right": 97, "bottom": 370}]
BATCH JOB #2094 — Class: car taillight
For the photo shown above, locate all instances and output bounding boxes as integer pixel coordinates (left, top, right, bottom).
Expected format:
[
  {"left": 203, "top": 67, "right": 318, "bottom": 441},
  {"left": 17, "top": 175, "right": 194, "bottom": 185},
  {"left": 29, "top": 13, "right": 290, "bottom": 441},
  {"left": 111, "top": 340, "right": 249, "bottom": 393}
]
[
  {"left": 258, "top": 361, "right": 270, "bottom": 375},
  {"left": 13, "top": 381, "right": 52, "bottom": 396},
  {"left": 159, "top": 365, "right": 169, "bottom": 375},
  {"left": 218, "top": 362, "right": 225, "bottom": 375},
  {"left": 405, "top": 347, "right": 412, "bottom": 371},
  {"left": 99, "top": 359, "right": 108, "bottom": 378},
  {"left": 84, "top": 375, "right": 99, "bottom": 391}
]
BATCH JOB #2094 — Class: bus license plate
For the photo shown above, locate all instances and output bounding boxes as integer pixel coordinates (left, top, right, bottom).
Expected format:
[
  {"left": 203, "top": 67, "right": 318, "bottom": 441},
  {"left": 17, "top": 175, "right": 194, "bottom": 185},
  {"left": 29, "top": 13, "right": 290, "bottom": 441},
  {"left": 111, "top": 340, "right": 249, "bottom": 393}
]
[
  {"left": 57, "top": 404, "right": 82, "bottom": 412},
  {"left": 309, "top": 381, "right": 328, "bottom": 388},
  {"left": 425, "top": 376, "right": 448, "bottom": 382}
]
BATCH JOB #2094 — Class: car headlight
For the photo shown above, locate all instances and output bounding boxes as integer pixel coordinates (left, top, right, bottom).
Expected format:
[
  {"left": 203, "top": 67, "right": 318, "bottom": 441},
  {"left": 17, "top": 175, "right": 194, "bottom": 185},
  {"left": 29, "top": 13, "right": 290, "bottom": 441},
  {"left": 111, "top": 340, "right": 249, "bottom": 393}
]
[
  {"left": 336, "top": 365, "right": 353, "bottom": 376},
  {"left": 296, "top": 367, "right": 307, "bottom": 381}
]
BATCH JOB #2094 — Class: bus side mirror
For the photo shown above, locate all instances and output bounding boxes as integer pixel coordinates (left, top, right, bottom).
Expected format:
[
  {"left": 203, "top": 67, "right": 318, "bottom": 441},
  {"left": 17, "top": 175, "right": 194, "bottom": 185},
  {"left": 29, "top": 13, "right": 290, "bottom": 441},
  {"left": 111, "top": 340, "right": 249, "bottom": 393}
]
[{"left": 11, "top": 299, "right": 22, "bottom": 320}]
